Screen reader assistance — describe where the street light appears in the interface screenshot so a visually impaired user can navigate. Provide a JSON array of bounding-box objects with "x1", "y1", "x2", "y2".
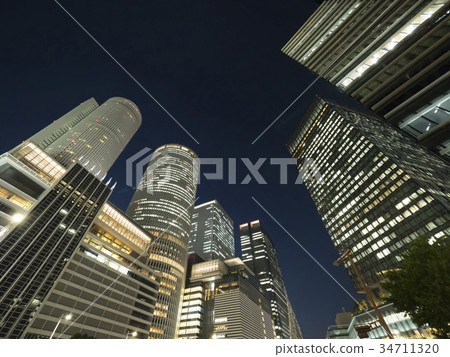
[
  {"x1": 126, "y1": 331, "x2": 137, "y2": 339},
  {"x1": 333, "y1": 248, "x2": 394, "y2": 339},
  {"x1": 12, "y1": 213, "x2": 25, "y2": 223},
  {"x1": 49, "y1": 313, "x2": 72, "y2": 339}
]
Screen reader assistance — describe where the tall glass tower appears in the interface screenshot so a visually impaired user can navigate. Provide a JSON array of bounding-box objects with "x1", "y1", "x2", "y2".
[
  {"x1": 126, "y1": 144, "x2": 199, "y2": 339},
  {"x1": 189, "y1": 200, "x2": 235, "y2": 261},
  {"x1": 28, "y1": 98, "x2": 99, "y2": 148},
  {"x1": 287, "y1": 97, "x2": 450, "y2": 295},
  {"x1": 25, "y1": 97, "x2": 142, "y2": 178},
  {"x1": 0, "y1": 143, "x2": 111, "y2": 338},
  {"x1": 282, "y1": 0, "x2": 450, "y2": 158},
  {"x1": 240, "y1": 220, "x2": 293, "y2": 339},
  {"x1": 0, "y1": 96, "x2": 147, "y2": 339}
]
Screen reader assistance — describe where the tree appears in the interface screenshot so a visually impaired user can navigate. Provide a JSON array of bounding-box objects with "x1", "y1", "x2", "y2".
[
  {"x1": 352, "y1": 299, "x2": 369, "y2": 315},
  {"x1": 382, "y1": 235, "x2": 450, "y2": 338}
]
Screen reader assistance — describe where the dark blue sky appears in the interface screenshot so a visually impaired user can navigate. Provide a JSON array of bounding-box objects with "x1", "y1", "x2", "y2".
[{"x1": 1, "y1": 0, "x2": 369, "y2": 338}]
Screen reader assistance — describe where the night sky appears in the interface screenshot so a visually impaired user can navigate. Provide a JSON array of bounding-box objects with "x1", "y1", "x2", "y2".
[{"x1": 1, "y1": 0, "x2": 370, "y2": 338}]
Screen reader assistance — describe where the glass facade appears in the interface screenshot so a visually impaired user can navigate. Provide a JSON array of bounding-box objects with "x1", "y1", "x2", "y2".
[
  {"x1": 189, "y1": 200, "x2": 235, "y2": 261},
  {"x1": 326, "y1": 304, "x2": 434, "y2": 339},
  {"x1": 287, "y1": 298, "x2": 303, "y2": 339},
  {"x1": 287, "y1": 97, "x2": 450, "y2": 293},
  {"x1": 240, "y1": 220, "x2": 295, "y2": 339},
  {"x1": 178, "y1": 284, "x2": 204, "y2": 339},
  {"x1": 98, "y1": 203, "x2": 152, "y2": 251},
  {"x1": 23, "y1": 204, "x2": 160, "y2": 339},
  {"x1": 0, "y1": 97, "x2": 157, "y2": 339},
  {"x1": 126, "y1": 144, "x2": 199, "y2": 339},
  {"x1": 24, "y1": 97, "x2": 142, "y2": 177},
  {"x1": 349, "y1": 303, "x2": 434, "y2": 339},
  {"x1": 282, "y1": 0, "x2": 450, "y2": 159},
  {"x1": 12, "y1": 142, "x2": 66, "y2": 185},
  {"x1": 0, "y1": 147, "x2": 111, "y2": 338},
  {"x1": 28, "y1": 98, "x2": 99, "y2": 151},
  {"x1": 179, "y1": 257, "x2": 275, "y2": 339}
]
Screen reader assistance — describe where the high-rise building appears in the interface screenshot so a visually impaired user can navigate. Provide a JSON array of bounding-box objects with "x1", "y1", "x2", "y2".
[
  {"x1": 176, "y1": 253, "x2": 205, "y2": 339},
  {"x1": 0, "y1": 96, "x2": 163, "y2": 338},
  {"x1": 28, "y1": 99, "x2": 99, "y2": 149},
  {"x1": 22, "y1": 203, "x2": 160, "y2": 339},
  {"x1": 189, "y1": 200, "x2": 235, "y2": 261},
  {"x1": 287, "y1": 299, "x2": 303, "y2": 339},
  {"x1": 178, "y1": 257, "x2": 275, "y2": 339},
  {"x1": 240, "y1": 220, "x2": 295, "y2": 339},
  {"x1": 178, "y1": 281, "x2": 205, "y2": 339},
  {"x1": 26, "y1": 97, "x2": 142, "y2": 177},
  {"x1": 126, "y1": 144, "x2": 199, "y2": 339},
  {"x1": 282, "y1": 0, "x2": 450, "y2": 158},
  {"x1": 287, "y1": 96, "x2": 450, "y2": 295},
  {"x1": 0, "y1": 142, "x2": 111, "y2": 338}
]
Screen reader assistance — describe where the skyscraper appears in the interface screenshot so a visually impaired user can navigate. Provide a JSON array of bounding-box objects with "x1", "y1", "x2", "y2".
[
  {"x1": 0, "y1": 96, "x2": 159, "y2": 338},
  {"x1": 178, "y1": 257, "x2": 275, "y2": 339},
  {"x1": 126, "y1": 144, "x2": 199, "y2": 339},
  {"x1": 287, "y1": 96, "x2": 450, "y2": 295},
  {"x1": 210, "y1": 259, "x2": 275, "y2": 339},
  {"x1": 189, "y1": 200, "x2": 235, "y2": 261},
  {"x1": 287, "y1": 299, "x2": 303, "y2": 339},
  {"x1": 0, "y1": 142, "x2": 111, "y2": 338},
  {"x1": 26, "y1": 97, "x2": 142, "y2": 177},
  {"x1": 22, "y1": 203, "x2": 160, "y2": 339},
  {"x1": 240, "y1": 220, "x2": 296, "y2": 339},
  {"x1": 282, "y1": 0, "x2": 450, "y2": 158},
  {"x1": 28, "y1": 98, "x2": 99, "y2": 149}
]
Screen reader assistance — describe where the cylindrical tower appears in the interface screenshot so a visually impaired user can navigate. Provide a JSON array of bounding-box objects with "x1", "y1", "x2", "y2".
[
  {"x1": 29, "y1": 97, "x2": 142, "y2": 178},
  {"x1": 126, "y1": 144, "x2": 199, "y2": 339}
]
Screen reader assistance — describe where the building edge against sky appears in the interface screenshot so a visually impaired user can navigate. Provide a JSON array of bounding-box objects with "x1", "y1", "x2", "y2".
[
  {"x1": 0, "y1": 97, "x2": 164, "y2": 339},
  {"x1": 0, "y1": 143, "x2": 111, "y2": 337},
  {"x1": 287, "y1": 96, "x2": 450, "y2": 296},
  {"x1": 0, "y1": 96, "x2": 306, "y2": 339},
  {"x1": 282, "y1": 0, "x2": 450, "y2": 159},
  {"x1": 189, "y1": 200, "x2": 235, "y2": 261},
  {"x1": 178, "y1": 256, "x2": 276, "y2": 339},
  {"x1": 240, "y1": 220, "x2": 302, "y2": 339},
  {"x1": 22, "y1": 202, "x2": 161, "y2": 339},
  {"x1": 126, "y1": 144, "x2": 199, "y2": 339},
  {"x1": 25, "y1": 97, "x2": 142, "y2": 178}
]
